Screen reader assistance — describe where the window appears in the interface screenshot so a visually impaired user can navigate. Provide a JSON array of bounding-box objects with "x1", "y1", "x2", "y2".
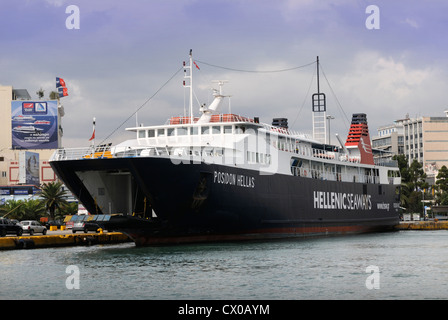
[
  {"x1": 224, "y1": 125, "x2": 232, "y2": 134},
  {"x1": 177, "y1": 127, "x2": 187, "y2": 136},
  {"x1": 148, "y1": 129, "x2": 155, "y2": 138},
  {"x1": 157, "y1": 128, "x2": 165, "y2": 136},
  {"x1": 138, "y1": 130, "x2": 145, "y2": 138},
  {"x1": 235, "y1": 126, "x2": 244, "y2": 134},
  {"x1": 212, "y1": 126, "x2": 221, "y2": 134},
  {"x1": 201, "y1": 126, "x2": 210, "y2": 135},
  {"x1": 190, "y1": 127, "x2": 198, "y2": 135},
  {"x1": 167, "y1": 128, "x2": 175, "y2": 136}
]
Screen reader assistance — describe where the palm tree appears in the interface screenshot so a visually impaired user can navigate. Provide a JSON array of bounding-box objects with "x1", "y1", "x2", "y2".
[
  {"x1": 62, "y1": 202, "x2": 79, "y2": 216},
  {"x1": 39, "y1": 182, "x2": 68, "y2": 220},
  {"x1": 21, "y1": 199, "x2": 46, "y2": 220},
  {"x1": 0, "y1": 199, "x2": 25, "y2": 219}
]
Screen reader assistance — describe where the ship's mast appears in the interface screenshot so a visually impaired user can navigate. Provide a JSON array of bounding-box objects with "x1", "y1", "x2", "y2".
[
  {"x1": 312, "y1": 56, "x2": 327, "y2": 143},
  {"x1": 183, "y1": 49, "x2": 194, "y2": 123}
]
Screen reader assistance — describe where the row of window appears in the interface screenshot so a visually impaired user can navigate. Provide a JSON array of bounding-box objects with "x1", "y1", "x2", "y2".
[
  {"x1": 406, "y1": 142, "x2": 423, "y2": 150},
  {"x1": 138, "y1": 125, "x2": 249, "y2": 138},
  {"x1": 405, "y1": 133, "x2": 423, "y2": 140},
  {"x1": 246, "y1": 151, "x2": 272, "y2": 165},
  {"x1": 409, "y1": 152, "x2": 423, "y2": 159}
]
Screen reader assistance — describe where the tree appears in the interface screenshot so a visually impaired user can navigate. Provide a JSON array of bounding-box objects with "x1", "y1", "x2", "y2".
[
  {"x1": 21, "y1": 199, "x2": 46, "y2": 220},
  {"x1": 436, "y1": 165, "x2": 448, "y2": 193},
  {"x1": 39, "y1": 182, "x2": 68, "y2": 220},
  {"x1": 407, "y1": 159, "x2": 428, "y2": 192},
  {"x1": 405, "y1": 160, "x2": 429, "y2": 215},
  {"x1": 36, "y1": 88, "x2": 45, "y2": 99},
  {"x1": 49, "y1": 91, "x2": 59, "y2": 100},
  {"x1": 62, "y1": 202, "x2": 79, "y2": 216},
  {"x1": 0, "y1": 200, "x2": 25, "y2": 219},
  {"x1": 435, "y1": 165, "x2": 448, "y2": 205},
  {"x1": 393, "y1": 154, "x2": 410, "y2": 182}
]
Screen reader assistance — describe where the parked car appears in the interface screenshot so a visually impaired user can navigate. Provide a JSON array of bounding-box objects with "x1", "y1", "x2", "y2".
[
  {"x1": 44, "y1": 220, "x2": 65, "y2": 229},
  {"x1": 21, "y1": 220, "x2": 47, "y2": 235},
  {"x1": 0, "y1": 218, "x2": 23, "y2": 237},
  {"x1": 72, "y1": 221, "x2": 102, "y2": 233},
  {"x1": 10, "y1": 219, "x2": 21, "y2": 226}
]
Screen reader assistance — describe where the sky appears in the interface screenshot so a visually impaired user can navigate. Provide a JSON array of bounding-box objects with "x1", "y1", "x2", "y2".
[{"x1": 1, "y1": 0, "x2": 448, "y2": 147}]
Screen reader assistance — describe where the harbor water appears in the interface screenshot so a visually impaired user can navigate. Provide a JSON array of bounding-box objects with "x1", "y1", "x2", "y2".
[{"x1": 1, "y1": 230, "x2": 447, "y2": 300}]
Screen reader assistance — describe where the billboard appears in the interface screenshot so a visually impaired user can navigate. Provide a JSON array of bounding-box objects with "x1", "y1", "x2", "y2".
[
  {"x1": 11, "y1": 100, "x2": 58, "y2": 149},
  {"x1": 19, "y1": 151, "x2": 40, "y2": 185}
]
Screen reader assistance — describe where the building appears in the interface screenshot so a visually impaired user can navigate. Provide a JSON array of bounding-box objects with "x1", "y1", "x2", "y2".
[
  {"x1": 373, "y1": 111, "x2": 448, "y2": 182},
  {"x1": 0, "y1": 85, "x2": 62, "y2": 200},
  {"x1": 372, "y1": 122, "x2": 404, "y2": 163},
  {"x1": 399, "y1": 112, "x2": 448, "y2": 178}
]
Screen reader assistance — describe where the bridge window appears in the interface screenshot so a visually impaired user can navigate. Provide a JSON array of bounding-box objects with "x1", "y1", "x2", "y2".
[
  {"x1": 177, "y1": 127, "x2": 187, "y2": 136},
  {"x1": 201, "y1": 126, "x2": 210, "y2": 135},
  {"x1": 190, "y1": 127, "x2": 198, "y2": 135}
]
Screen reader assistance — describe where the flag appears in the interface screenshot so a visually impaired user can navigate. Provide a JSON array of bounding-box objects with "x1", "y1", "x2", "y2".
[
  {"x1": 89, "y1": 117, "x2": 96, "y2": 141},
  {"x1": 56, "y1": 77, "x2": 68, "y2": 98},
  {"x1": 193, "y1": 61, "x2": 200, "y2": 70},
  {"x1": 89, "y1": 129, "x2": 95, "y2": 141},
  {"x1": 58, "y1": 87, "x2": 68, "y2": 97},
  {"x1": 56, "y1": 77, "x2": 66, "y2": 88}
]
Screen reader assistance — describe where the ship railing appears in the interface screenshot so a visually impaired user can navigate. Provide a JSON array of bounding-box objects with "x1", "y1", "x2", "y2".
[
  {"x1": 50, "y1": 146, "x2": 142, "y2": 161},
  {"x1": 374, "y1": 158, "x2": 398, "y2": 167},
  {"x1": 166, "y1": 114, "x2": 255, "y2": 125},
  {"x1": 308, "y1": 148, "x2": 362, "y2": 164},
  {"x1": 50, "y1": 145, "x2": 227, "y2": 161},
  {"x1": 166, "y1": 114, "x2": 313, "y2": 139}
]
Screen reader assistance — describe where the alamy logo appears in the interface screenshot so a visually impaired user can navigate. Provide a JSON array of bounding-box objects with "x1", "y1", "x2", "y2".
[
  {"x1": 65, "y1": 265, "x2": 80, "y2": 289},
  {"x1": 66, "y1": 5, "x2": 80, "y2": 30},
  {"x1": 365, "y1": 5, "x2": 380, "y2": 30},
  {"x1": 365, "y1": 265, "x2": 380, "y2": 290}
]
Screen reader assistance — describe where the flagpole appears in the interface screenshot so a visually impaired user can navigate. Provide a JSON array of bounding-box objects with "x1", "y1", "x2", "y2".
[{"x1": 189, "y1": 49, "x2": 193, "y2": 124}]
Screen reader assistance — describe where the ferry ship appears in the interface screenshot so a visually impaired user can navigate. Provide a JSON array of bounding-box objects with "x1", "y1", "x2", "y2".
[
  {"x1": 50, "y1": 52, "x2": 401, "y2": 245},
  {"x1": 12, "y1": 125, "x2": 43, "y2": 133}
]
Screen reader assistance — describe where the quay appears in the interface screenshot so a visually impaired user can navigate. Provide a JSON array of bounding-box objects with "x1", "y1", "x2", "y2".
[
  {"x1": 1, "y1": 221, "x2": 446, "y2": 251},
  {"x1": 395, "y1": 220, "x2": 448, "y2": 231},
  {"x1": 0, "y1": 231, "x2": 131, "y2": 250}
]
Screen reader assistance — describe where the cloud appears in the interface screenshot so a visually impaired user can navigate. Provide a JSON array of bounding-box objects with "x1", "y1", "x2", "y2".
[
  {"x1": 403, "y1": 18, "x2": 419, "y2": 29},
  {"x1": 44, "y1": 0, "x2": 66, "y2": 7},
  {"x1": 326, "y1": 50, "x2": 447, "y2": 137},
  {"x1": 2, "y1": 0, "x2": 448, "y2": 148}
]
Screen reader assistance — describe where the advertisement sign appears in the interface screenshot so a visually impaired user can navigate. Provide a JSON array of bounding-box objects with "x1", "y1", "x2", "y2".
[
  {"x1": 19, "y1": 151, "x2": 40, "y2": 185},
  {"x1": 11, "y1": 100, "x2": 58, "y2": 149}
]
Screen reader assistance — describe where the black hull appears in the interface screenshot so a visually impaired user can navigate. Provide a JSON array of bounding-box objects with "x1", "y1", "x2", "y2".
[{"x1": 51, "y1": 157, "x2": 400, "y2": 246}]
